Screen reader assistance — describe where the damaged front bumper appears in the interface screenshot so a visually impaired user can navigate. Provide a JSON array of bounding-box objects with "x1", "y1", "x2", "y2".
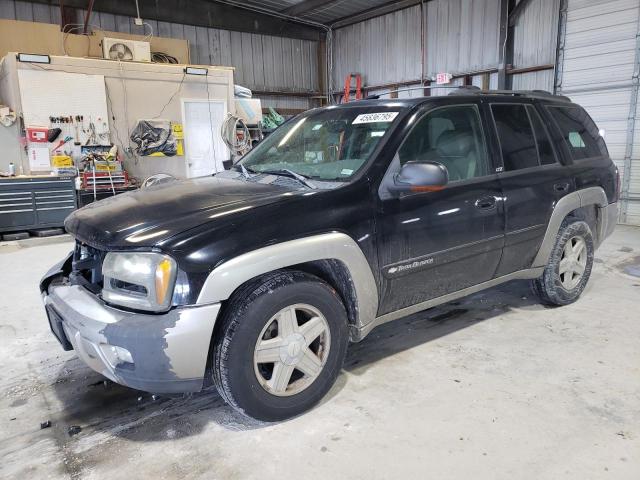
[{"x1": 42, "y1": 259, "x2": 220, "y2": 393}]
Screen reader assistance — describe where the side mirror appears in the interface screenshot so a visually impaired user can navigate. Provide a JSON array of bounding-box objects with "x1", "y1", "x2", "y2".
[{"x1": 388, "y1": 161, "x2": 449, "y2": 195}]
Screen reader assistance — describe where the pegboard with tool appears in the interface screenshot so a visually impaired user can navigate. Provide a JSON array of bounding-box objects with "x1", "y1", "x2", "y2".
[
  {"x1": 24, "y1": 113, "x2": 111, "y2": 174},
  {"x1": 17, "y1": 69, "x2": 112, "y2": 174}
]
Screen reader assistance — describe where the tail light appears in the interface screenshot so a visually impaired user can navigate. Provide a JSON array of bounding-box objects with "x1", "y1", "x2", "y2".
[{"x1": 614, "y1": 166, "x2": 621, "y2": 202}]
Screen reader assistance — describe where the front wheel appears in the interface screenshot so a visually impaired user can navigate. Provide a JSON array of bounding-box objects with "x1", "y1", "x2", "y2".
[
  {"x1": 532, "y1": 219, "x2": 594, "y2": 306},
  {"x1": 212, "y1": 271, "x2": 349, "y2": 421}
]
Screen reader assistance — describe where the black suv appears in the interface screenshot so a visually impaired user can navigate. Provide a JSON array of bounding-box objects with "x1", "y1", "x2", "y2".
[{"x1": 41, "y1": 90, "x2": 618, "y2": 421}]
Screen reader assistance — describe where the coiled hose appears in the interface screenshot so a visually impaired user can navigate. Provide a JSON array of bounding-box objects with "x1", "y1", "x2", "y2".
[{"x1": 221, "y1": 113, "x2": 252, "y2": 157}]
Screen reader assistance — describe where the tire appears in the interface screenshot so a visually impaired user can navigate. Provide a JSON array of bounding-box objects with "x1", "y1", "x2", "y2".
[
  {"x1": 532, "y1": 219, "x2": 594, "y2": 306},
  {"x1": 212, "y1": 270, "x2": 349, "y2": 421}
]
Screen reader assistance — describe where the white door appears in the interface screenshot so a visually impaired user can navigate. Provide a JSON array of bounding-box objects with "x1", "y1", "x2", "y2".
[{"x1": 182, "y1": 99, "x2": 229, "y2": 178}]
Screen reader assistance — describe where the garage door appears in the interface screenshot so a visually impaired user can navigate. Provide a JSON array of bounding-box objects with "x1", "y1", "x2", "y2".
[{"x1": 556, "y1": 0, "x2": 640, "y2": 225}]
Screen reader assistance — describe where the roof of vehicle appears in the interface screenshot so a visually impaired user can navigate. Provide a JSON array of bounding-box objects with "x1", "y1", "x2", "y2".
[
  {"x1": 329, "y1": 87, "x2": 573, "y2": 110},
  {"x1": 446, "y1": 87, "x2": 572, "y2": 103}
]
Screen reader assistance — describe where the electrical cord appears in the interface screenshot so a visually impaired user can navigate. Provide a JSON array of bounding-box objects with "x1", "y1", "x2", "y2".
[
  {"x1": 117, "y1": 61, "x2": 130, "y2": 140},
  {"x1": 131, "y1": 0, "x2": 153, "y2": 40},
  {"x1": 205, "y1": 75, "x2": 218, "y2": 173},
  {"x1": 62, "y1": 26, "x2": 91, "y2": 57},
  {"x1": 61, "y1": 23, "x2": 105, "y2": 57},
  {"x1": 153, "y1": 71, "x2": 186, "y2": 118},
  {"x1": 104, "y1": 81, "x2": 131, "y2": 162},
  {"x1": 151, "y1": 52, "x2": 178, "y2": 64},
  {"x1": 140, "y1": 22, "x2": 154, "y2": 41}
]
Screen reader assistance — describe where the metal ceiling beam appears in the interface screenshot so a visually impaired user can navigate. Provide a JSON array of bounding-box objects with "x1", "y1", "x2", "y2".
[
  {"x1": 280, "y1": 0, "x2": 340, "y2": 17},
  {"x1": 82, "y1": 0, "x2": 94, "y2": 34},
  {"x1": 25, "y1": 0, "x2": 323, "y2": 40},
  {"x1": 508, "y1": 0, "x2": 534, "y2": 26},
  {"x1": 330, "y1": 0, "x2": 422, "y2": 29}
]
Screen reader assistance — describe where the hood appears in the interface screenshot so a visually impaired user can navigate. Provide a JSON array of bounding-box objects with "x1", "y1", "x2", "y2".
[{"x1": 65, "y1": 176, "x2": 295, "y2": 249}]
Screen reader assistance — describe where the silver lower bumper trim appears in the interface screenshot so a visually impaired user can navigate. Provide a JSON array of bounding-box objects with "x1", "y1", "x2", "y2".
[{"x1": 45, "y1": 284, "x2": 221, "y2": 393}]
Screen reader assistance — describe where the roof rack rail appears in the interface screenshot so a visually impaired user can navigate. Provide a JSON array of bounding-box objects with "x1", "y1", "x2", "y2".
[
  {"x1": 455, "y1": 85, "x2": 481, "y2": 92},
  {"x1": 367, "y1": 84, "x2": 468, "y2": 99},
  {"x1": 448, "y1": 86, "x2": 571, "y2": 102}
]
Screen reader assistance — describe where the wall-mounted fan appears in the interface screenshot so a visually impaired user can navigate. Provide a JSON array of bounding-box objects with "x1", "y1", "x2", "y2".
[
  {"x1": 108, "y1": 42, "x2": 134, "y2": 61},
  {"x1": 102, "y1": 38, "x2": 151, "y2": 62}
]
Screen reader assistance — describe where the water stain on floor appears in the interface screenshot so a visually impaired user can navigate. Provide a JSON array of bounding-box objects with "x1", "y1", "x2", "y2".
[{"x1": 618, "y1": 254, "x2": 640, "y2": 278}]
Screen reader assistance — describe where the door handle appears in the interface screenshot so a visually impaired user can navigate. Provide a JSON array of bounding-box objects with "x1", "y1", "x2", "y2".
[
  {"x1": 475, "y1": 195, "x2": 497, "y2": 210},
  {"x1": 554, "y1": 182, "x2": 570, "y2": 193}
]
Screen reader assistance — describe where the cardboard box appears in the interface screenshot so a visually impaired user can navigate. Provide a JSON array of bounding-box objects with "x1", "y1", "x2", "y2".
[{"x1": 234, "y1": 98, "x2": 263, "y2": 125}]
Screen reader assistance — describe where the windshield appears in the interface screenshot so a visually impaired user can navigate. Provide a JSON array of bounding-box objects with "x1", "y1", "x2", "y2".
[{"x1": 239, "y1": 107, "x2": 401, "y2": 181}]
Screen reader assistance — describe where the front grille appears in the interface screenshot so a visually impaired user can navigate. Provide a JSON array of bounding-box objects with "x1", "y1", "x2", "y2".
[{"x1": 70, "y1": 241, "x2": 105, "y2": 294}]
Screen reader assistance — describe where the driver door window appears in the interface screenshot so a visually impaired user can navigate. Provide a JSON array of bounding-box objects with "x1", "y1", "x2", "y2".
[{"x1": 398, "y1": 105, "x2": 489, "y2": 182}]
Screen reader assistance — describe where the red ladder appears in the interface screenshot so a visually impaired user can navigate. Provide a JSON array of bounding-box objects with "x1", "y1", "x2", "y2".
[{"x1": 342, "y1": 73, "x2": 362, "y2": 103}]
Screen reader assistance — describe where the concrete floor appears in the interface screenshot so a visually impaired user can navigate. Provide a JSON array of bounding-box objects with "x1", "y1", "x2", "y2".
[{"x1": 0, "y1": 227, "x2": 639, "y2": 480}]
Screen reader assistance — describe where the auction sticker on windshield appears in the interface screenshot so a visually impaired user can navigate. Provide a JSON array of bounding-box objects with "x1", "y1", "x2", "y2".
[{"x1": 352, "y1": 112, "x2": 399, "y2": 124}]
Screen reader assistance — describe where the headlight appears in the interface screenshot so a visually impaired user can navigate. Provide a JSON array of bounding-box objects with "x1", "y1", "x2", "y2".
[{"x1": 102, "y1": 252, "x2": 177, "y2": 312}]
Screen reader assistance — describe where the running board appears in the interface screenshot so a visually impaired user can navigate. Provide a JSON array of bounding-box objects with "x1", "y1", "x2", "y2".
[{"x1": 353, "y1": 267, "x2": 544, "y2": 341}]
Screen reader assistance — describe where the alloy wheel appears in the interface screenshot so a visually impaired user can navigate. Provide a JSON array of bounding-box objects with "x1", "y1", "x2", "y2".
[
  {"x1": 253, "y1": 304, "x2": 331, "y2": 397},
  {"x1": 559, "y1": 235, "x2": 587, "y2": 290}
]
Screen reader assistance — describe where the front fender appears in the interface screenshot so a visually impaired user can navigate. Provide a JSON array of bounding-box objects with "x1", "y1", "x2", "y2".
[{"x1": 196, "y1": 232, "x2": 379, "y2": 330}]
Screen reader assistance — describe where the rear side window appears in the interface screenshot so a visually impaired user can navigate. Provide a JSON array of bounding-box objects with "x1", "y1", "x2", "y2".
[
  {"x1": 527, "y1": 106, "x2": 557, "y2": 165},
  {"x1": 491, "y1": 104, "x2": 539, "y2": 170},
  {"x1": 546, "y1": 105, "x2": 607, "y2": 160}
]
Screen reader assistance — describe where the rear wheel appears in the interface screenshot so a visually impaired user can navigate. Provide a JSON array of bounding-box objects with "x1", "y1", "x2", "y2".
[
  {"x1": 532, "y1": 219, "x2": 594, "y2": 306},
  {"x1": 212, "y1": 271, "x2": 348, "y2": 421}
]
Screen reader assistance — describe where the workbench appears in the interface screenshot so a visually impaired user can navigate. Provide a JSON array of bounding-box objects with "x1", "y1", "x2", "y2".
[{"x1": 0, "y1": 176, "x2": 76, "y2": 233}]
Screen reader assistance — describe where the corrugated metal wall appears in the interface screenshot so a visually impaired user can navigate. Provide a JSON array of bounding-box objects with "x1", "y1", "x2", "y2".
[
  {"x1": 331, "y1": 6, "x2": 423, "y2": 89},
  {"x1": 556, "y1": 0, "x2": 640, "y2": 224},
  {"x1": 511, "y1": 0, "x2": 560, "y2": 90},
  {"x1": 332, "y1": 0, "x2": 559, "y2": 98},
  {"x1": 331, "y1": 1, "x2": 500, "y2": 93},
  {"x1": 0, "y1": 0, "x2": 320, "y2": 109},
  {"x1": 424, "y1": 0, "x2": 501, "y2": 75}
]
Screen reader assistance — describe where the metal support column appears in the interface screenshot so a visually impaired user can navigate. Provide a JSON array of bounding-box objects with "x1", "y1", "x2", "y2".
[
  {"x1": 497, "y1": 0, "x2": 510, "y2": 90},
  {"x1": 553, "y1": 0, "x2": 568, "y2": 94},
  {"x1": 621, "y1": 7, "x2": 640, "y2": 223}
]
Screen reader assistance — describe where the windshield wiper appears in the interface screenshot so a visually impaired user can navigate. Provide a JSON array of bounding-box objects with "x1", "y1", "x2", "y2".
[
  {"x1": 261, "y1": 169, "x2": 317, "y2": 189},
  {"x1": 233, "y1": 163, "x2": 256, "y2": 178}
]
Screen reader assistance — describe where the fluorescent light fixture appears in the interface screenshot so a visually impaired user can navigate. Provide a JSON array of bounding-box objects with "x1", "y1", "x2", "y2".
[
  {"x1": 17, "y1": 53, "x2": 50, "y2": 64},
  {"x1": 185, "y1": 67, "x2": 208, "y2": 76}
]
